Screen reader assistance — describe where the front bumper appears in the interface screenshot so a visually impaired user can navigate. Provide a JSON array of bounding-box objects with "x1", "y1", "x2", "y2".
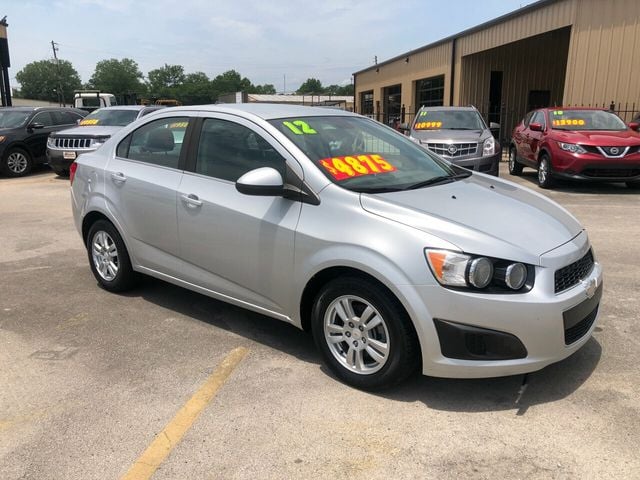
[
  {"x1": 47, "y1": 147, "x2": 97, "y2": 171},
  {"x1": 448, "y1": 151, "x2": 501, "y2": 176},
  {"x1": 399, "y1": 233, "x2": 603, "y2": 378},
  {"x1": 551, "y1": 151, "x2": 640, "y2": 182}
]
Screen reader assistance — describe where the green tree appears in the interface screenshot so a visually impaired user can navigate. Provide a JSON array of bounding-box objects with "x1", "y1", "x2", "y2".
[
  {"x1": 211, "y1": 70, "x2": 253, "y2": 99},
  {"x1": 297, "y1": 78, "x2": 323, "y2": 94},
  {"x1": 176, "y1": 72, "x2": 213, "y2": 105},
  {"x1": 88, "y1": 58, "x2": 145, "y2": 96},
  {"x1": 323, "y1": 84, "x2": 354, "y2": 96},
  {"x1": 249, "y1": 84, "x2": 276, "y2": 94},
  {"x1": 147, "y1": 64, "x2": 186, "y2": 98},
  {"x1": 15, "y1": 59, "x2": 82, "y2": 103}
]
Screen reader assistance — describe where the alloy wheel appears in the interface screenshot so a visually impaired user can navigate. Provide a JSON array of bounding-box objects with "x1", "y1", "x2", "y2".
[
  {"x1": 7, "y1": 151, "x2": 28, "y2": 174},
  {"x1": 91, "y1": 231, "x2": 119, "y2": 281},
  {"x1": 323, "y1": 295, "x2": 390, "y2": 374}
]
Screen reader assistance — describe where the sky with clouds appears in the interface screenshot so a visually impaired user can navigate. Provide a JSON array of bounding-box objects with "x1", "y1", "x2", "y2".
[{"x1": 3, "y1": 0, "x2": 535, "y2": 92}]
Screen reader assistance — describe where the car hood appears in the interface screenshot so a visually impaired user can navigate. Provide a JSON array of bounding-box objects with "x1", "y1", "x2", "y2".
[
  {"x1": 360, "y1": 174, "x2": 583, "y2": 265},
  {"x1": 411, "y1": 129, "x2": 486, "y2": 142},
  {"x1": 552, "y1": 129, "x2": 640, "y2": 146},
  {"x1": 50, "y1": 125, "x2": 123, "y2": 137}
]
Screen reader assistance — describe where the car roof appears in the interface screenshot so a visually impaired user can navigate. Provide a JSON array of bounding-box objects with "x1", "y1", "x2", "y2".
[
  {"x1": 161, "y1": 103, "x2": 358, "y2": 120},
  {"x1": 417, "y1": 106, "x2": 478, "y2": 112},
  {"x1": 0, "y1": 106, "x2": 86, "y2": 113},
  {"x1": 97, "y1": 105, "x2": 153, "y2": 111},
  {"x1": 539, "y1": 107, "x2": 608, "y2": 111}
]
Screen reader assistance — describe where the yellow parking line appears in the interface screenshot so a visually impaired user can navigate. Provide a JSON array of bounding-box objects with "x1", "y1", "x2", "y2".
[{"x1": 120, "y1": 346, "x2": 249, "y2": 480}]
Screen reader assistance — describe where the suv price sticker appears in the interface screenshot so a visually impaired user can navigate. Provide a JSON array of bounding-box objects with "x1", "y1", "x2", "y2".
[
  {"x1": 79, "y1": 119, "x2": 99, "y2": 126},
  {"x1": 414, "y1": 121, "x2": 443, "y2": 130},
  {"x1": 319, "y1": 154, "x2": 396, "y2": 181}
]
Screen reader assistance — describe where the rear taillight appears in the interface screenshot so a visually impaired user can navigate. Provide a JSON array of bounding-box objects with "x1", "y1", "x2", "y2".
[{"x1": 69, "y1": 162, "x2": 78, "y2": 185}]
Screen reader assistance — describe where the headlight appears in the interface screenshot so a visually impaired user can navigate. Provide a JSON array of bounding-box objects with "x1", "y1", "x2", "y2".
[
  {"x1": 47, "y1": 136, "x2": 55, "y2": 147},
  {"x1": 425, "y1": 249, "x2": 532, "y2": 292},
  {"x1": 89, "y1": 136, "x2": 111, "y2": 148},
  {"x1": 482, "y1": 136, "x2": 495, "y2": 156},
  {"x1": 558, "y1": 142, "x2": 586, "y2": 154},
  {"x1": 0, "y1": 135, "x2": 6, "y2": 143}
]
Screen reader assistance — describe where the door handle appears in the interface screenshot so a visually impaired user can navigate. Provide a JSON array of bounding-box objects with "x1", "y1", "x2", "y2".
[
  {"x1": 110, "y1": 172, "x2": 127, "y2": 183},
  {"x1": 181, "y1": 193, "x2": 203, "y2": 208}
]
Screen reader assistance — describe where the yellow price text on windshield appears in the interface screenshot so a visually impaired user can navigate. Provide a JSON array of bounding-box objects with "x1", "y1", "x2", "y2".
[
  {"x1": 283, "y1": 120, "x2": 317, "y2": 135},
  {"x1": 79, "y1": 119, "x2": 99, "y2": 126},
  {"x1": 319, "y1": 154, "x2": 396, "y2": 181},
  {"x1": 414, "y1": 121, "x2": 442, "y2": 130},
  {"x1": 552, "y1": 119, "x2": 585, "y2": 126},
  {"x1": 169, "y1": 122, "x2": 188, "y2": 128}
]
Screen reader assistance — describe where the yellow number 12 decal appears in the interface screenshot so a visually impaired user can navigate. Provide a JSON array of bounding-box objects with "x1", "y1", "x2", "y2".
[{"x1": 283, "y1": 120, "x2": 317, "y2": 135}]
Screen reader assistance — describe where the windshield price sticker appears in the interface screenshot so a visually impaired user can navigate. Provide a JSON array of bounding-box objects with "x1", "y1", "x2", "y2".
[
  {"x1": 552, "y1": 119, "x2": 586, "y2": 126},
  {"x1": 283, "y1": 120, "x2": 317, "y2": 135},
  {"x1": 319, "y1": 154, "x2": 396, "y2": 181},
  {"x1": 169, "y1": 121, "x2": 188, "y2": 128},
  {"x1": 79, "y1": 119, "x2": 99, "y2": 126},
  {"x1": 552, "y1": 110, "x2": 564, "y2": 116},
  {"x1": 415, "y1": 121, "x2": 442, "y2": 130}
]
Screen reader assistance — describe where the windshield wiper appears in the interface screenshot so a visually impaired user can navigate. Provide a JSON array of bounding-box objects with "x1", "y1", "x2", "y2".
[
  {"x1": 447, "y1": 127, "x2": 478, "y2": 130},
  {"x1": 403, "y1": 172, "x2": 472, "y2": 190},
  {"x1": 352, "y1": 186, "x2": 404, "y2": 193}
]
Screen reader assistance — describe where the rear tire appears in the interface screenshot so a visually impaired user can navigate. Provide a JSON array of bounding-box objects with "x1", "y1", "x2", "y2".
[
  {"x1": 537, "y1": 154, "x2": 555, "y2": 189},
  {"x1": 311, "y1": 277, "x2": 420, "y2": 390},
  {"x1": 51, "y1": 167, "x2": 69, "y2": 177},
  {"x1": 86, "y1": 220, "x2": 138, "y2": 292},
  {"x1": 508, "y1": 146, "x2": 523, "y2": 176},
  {"x1": 1, "y1": 147, "x2": 33, "y2": 177},
  {"x1": 626, "y1": 181, "x2": 640, "y2": 190}
]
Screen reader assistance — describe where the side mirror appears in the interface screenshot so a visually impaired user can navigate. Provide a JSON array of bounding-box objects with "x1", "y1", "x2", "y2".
[
  {"x1": 628, "y1": 122, "x2": 639, "y2": 132},
  {"x1": 28, "y1": 122, "x2": 45, "y2": 130},
  {"x1": 529, "y1": 122, "x2": 543, "y2": 132},
  {"x1": 236, "y1": 167, "x2": 284, "y2": 196},
  {"x1": 489, "y1": 122, "x2": 500, "y2": 130}
]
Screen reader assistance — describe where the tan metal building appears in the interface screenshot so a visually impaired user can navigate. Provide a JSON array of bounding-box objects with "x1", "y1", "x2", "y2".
[{"x1": 354, "y1": 0, "x2": 640, "y2": 141}]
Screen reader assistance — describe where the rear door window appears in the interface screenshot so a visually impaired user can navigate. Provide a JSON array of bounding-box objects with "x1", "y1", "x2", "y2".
[{"x1": 116, "y1": 117, "x2": 190, "y2": 170}]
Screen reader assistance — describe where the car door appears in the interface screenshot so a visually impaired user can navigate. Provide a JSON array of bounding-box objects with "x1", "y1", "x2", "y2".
[
  {"x1": 104, "y1": 115, "x2": 192, "y2": 276},
  {"x1": 527, "y1": 110, "x2": 546, "y2": 163},
  {"x1": 512, "y1": 111, "x2": 533, "y2": 162},
  {"x1": 176, "y1": 114, "x2": 302, "y2": 315},
  {"x1": 24, "y1": 111, "x2": 57, "y2": 159}
]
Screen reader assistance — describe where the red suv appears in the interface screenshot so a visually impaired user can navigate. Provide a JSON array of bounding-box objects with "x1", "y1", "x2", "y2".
[{"x1": 509, "y1": 107, "x2": 640, "y2": 189}]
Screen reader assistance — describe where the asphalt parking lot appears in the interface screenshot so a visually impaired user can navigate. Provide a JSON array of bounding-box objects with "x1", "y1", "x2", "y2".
[{"x1": 1, "y1": 163, "x2": 639, "y2": 480}]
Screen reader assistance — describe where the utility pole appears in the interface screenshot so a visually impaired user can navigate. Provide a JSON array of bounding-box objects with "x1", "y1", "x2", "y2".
[{"x1": 51, "y1": 40, "x2": 65, "y2": 106}]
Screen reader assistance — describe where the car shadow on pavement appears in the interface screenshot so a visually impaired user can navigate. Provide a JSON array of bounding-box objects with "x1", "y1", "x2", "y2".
[
  {"x1": 516, "y1": 171, "x2": 638, "y2": 194},
  {"x1": 128, "y1": 276, "x2": 602, "y2": 413},
  {"x1": 381, "y1": 336, "x2": 602, "y2": 414}
]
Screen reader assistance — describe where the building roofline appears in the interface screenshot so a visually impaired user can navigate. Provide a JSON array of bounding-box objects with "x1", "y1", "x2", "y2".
[{"x1": 353, "y1": 0, "x2": 561, "y2": 75}]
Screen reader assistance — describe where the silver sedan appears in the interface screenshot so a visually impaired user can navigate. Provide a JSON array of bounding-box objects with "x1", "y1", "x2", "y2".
[{"x1": 70, "y1": 104, "x2": 602, "y2": 390}]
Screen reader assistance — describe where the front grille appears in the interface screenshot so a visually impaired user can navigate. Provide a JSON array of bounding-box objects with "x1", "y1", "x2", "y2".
[
  {"x1": 582, "y1": 168, "x2": 640, "y2": 178},
  {"x1": 426, "y1": 142, "x2": 478, "y2": 158},
  {"x1": 599, "y1": 146, "x2": 628, "y2": 157},
  {"x1": 554, "y1": 250, "x2": 595, "y2": 293},
  {"x1": 51, "y1": 137, "x2": 92, "y2": 149},
  {"x1": 565, "y1": 304, "x2": 598, "y2": 345}
]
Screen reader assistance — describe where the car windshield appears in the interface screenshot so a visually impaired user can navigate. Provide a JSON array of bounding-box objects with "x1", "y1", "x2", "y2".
[
  {"x1": 80, "y1": 109, "x2": 138, "y2": 127},
  {"x1": 549, "y1": 109, "x2": 627, "y2": 131},
  {"x1": 0, "y1": 111, "x2": 30, "y2": 128},
  {"x1": 269, "y1": 115, "x2": 467, "y2": 193},
  {"x1": 412, "y1": 110, "x2": 485, "y2": 131}
]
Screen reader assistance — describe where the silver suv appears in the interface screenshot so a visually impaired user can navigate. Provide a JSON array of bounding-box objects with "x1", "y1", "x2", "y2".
[
  {"x1": 409, "y1": 106, "x2": 500, "y2": 176},
  {"x1": 70, "y1": 104, "x2": 602, "y2": 390}
]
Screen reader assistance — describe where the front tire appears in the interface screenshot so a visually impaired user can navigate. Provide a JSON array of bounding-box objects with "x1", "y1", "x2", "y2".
[
  {"x1": 1, "y1": 147, "x2": 33, "y2": 177},
  {"x1": 508, "y1": 146, "x2": 523, "y2": 175},
  {"x1": 311, "y1": 277, "x2": 419, "y2": 390},
  {"x1": 86, "y1": 220, "x2": 138, "y2": 292},
  {"x1": 537, "y1": 154, "x2": 555, "y2": 189}
]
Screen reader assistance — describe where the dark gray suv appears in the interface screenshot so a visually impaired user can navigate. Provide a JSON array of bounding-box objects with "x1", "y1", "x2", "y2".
[{"x1": 409, "y1": 106, "x2": 500, "y2": 176}]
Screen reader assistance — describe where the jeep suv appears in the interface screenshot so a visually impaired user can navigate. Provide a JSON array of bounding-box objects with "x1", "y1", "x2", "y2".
[
  {"x1": 47, "y1": 105, "x2": 164, "y2": 175},
  {"x1": 409, "y1": 106, "x2": 500, "y2": 176}
]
